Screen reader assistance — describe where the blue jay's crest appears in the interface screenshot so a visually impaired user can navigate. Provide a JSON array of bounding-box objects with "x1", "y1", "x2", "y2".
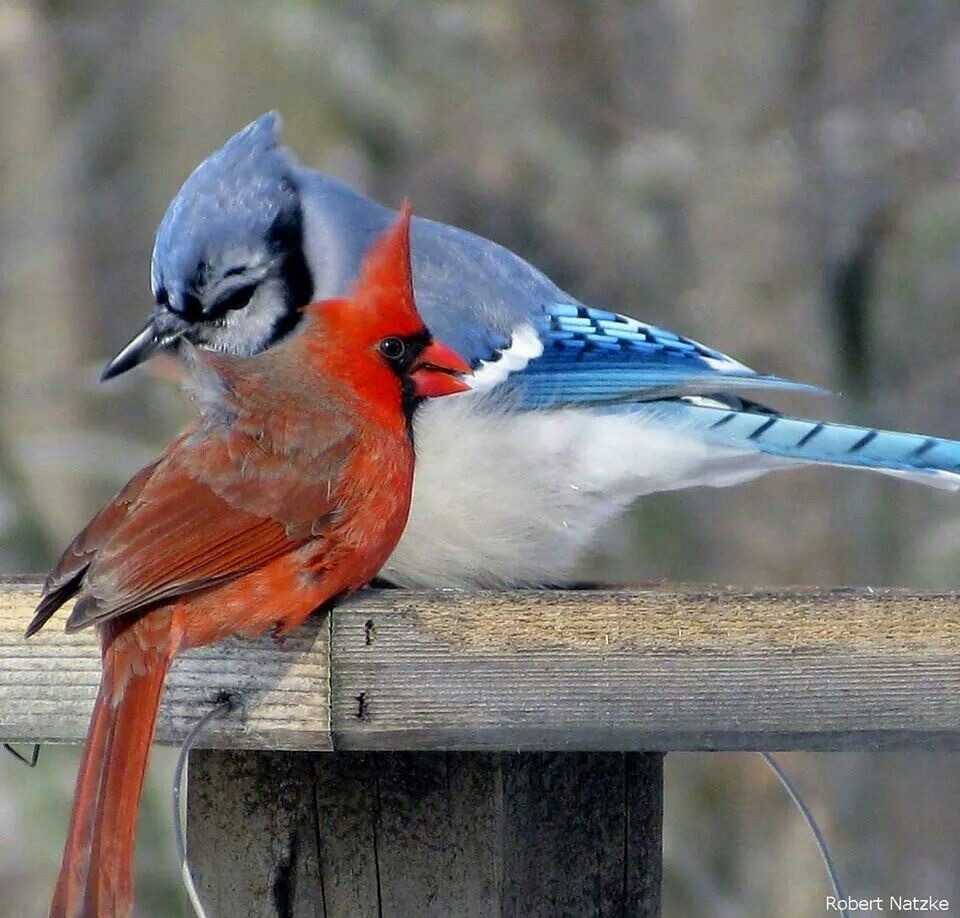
[{"x1": 151, "y1": 112, "x2": 302, "y2": 302}]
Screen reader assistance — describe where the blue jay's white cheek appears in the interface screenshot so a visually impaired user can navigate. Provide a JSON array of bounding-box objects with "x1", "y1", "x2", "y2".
[
  {"x1": 468, "y1": 323, "x2": 543, "y2": 392},
  {"x1": 215, "y1": 279, "x2": 290, "y2": 356}
]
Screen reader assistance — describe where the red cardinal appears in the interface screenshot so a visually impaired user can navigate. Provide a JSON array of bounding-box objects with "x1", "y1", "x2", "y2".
[{"x1": 26, "y1": 205, "x2": 470, "y2": 918}]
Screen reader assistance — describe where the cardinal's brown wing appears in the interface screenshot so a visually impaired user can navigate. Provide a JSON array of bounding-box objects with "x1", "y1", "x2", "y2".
[{"x1": 28, "y1": 402, "x2": 357, "y2": 635}]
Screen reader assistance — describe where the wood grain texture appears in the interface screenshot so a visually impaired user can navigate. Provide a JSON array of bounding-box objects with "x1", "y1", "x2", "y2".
[
  {"x1": 330, "y1": 588, "x2": 960, "y2": 751},
  {"x1": 188, "y1": 750, "x2": 663, "y2": 917},
  {"x1": 3, "y1": 579, "x2": 960, "y2": 750},
  {"x1": 0, "y1": 580, "x2": 331, "y2": 750},
  {"x1": 188, "y1": 750, "x2": 325, "y2": 917}
]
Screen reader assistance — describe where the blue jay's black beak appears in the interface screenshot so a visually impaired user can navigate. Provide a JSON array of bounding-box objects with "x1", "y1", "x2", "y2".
[{"x1": 100, "y1": 317, "x2": 184, "y2": 381}]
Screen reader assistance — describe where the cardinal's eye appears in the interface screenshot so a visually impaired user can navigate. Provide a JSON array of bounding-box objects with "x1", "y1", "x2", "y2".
[{"x1": 378, "y1": 337, "x2": 407, "y2": 361}]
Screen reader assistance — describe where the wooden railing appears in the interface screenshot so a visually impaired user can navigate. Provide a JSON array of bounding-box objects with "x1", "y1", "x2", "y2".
[{"x1": 2, "y1": 580, "x2": 958, "y2": 915}]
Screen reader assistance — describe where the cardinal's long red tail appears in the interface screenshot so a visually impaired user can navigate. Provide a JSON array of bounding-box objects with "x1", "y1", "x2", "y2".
[{"x1": 50, "y1": 627, "x2": 173, "y2": 918}]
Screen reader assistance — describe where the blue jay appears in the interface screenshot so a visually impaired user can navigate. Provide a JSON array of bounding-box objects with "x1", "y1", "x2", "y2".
[{"x1": 103, "y1": 113, "x2": 960, "y2": 588}]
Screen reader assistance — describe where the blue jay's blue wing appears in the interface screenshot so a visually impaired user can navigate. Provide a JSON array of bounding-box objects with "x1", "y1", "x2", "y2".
[
  {"x1": 614, "y1": 397, "x2": 960, "y2": 488},
  {"x1": 479, "y1": 303, "x2": 825, "y2": 408},
  {"x1": 292, "y1": 178, "x2": 823, "y2": 407}
]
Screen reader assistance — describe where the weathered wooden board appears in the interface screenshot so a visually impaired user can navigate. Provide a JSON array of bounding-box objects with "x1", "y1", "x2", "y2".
[
  {"x1": 0, "y1": 580, "x2": 331, "y2": 750},
  {"x1": 188, "y1": 750, "x2": 325, "y2": 916},
  {"x1": 331, "y1": 588, "x2": 960, "y2": 751},
  {"x1": 3, "y1": 580, "x2": 960, "y2": 751},
  {"x1": 188, "y1": 749, "x2": 663, "y2": 918}
]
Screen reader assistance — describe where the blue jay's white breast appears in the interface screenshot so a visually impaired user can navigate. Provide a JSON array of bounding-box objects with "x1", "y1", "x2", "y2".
[{"x1": 382, "y1": 392, "x2": 790, "y2": 588}]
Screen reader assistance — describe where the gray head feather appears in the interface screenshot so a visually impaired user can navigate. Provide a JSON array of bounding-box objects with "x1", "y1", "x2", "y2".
[
  {"x1": 151, "y1": 112, "x2": 300, "y2": 302},
  {"x1": 147, "y1": 112, "x2": 314, "y2": 356}
]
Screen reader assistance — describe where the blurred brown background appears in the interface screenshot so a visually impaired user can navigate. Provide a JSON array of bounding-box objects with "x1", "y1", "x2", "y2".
[{"x1": 1, "y1": 1, "x2": 959, "y2": 915}]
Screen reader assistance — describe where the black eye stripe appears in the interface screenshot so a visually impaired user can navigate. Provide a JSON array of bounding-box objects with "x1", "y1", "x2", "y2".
[
  {"x1": 377, "y1": 332, "x2": 431, "y2": 374},
  {"x1": 207, "y1": 283, "x2": 258, "y2": 317}
]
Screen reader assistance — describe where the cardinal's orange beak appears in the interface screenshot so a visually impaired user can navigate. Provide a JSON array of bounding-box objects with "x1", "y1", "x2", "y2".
[{"x1": 410, "y1": 339, "x2": 472, "y2": 398}]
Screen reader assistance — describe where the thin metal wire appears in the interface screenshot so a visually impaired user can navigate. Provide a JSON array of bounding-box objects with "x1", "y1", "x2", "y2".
[
  {"x1": 166, "y1": 699, "x2": 846, "y2": 918},
  {"x1": 172, "y1": 692, "x2": 237, "y2": 918},
  {"x1": 2, "y1": 743, "x2": 40, "y2": 767},
  {"x1": 758, "y1": 752, "x2": 848, "y2": 918}
]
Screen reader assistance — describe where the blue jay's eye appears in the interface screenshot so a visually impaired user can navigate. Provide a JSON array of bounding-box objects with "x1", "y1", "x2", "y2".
[
  {"x1": 210, "y1": 283, "x2": 257, "y2": 317},
  {"x1": 378, "y1": 337, "x2": 407, "y2": 361}
]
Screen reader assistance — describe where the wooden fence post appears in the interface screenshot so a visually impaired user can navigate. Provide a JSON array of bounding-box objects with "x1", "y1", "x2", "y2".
[{"x1": 187, "y1": 750, "x2": 664, "y2": 917}]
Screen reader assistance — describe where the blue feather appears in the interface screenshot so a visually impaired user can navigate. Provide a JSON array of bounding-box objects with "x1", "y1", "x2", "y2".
[
  {"x1": 617, "y1": 399, "x2": 960, "y2": 485},
  {"x1": 496, "y1": 303, "x2": 826, "y2": 408}
]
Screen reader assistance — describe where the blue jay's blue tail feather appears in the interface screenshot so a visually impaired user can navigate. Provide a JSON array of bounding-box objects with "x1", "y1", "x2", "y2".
[{"x1": 639, "y1": 399, "x2": 960, "y2": 490}]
